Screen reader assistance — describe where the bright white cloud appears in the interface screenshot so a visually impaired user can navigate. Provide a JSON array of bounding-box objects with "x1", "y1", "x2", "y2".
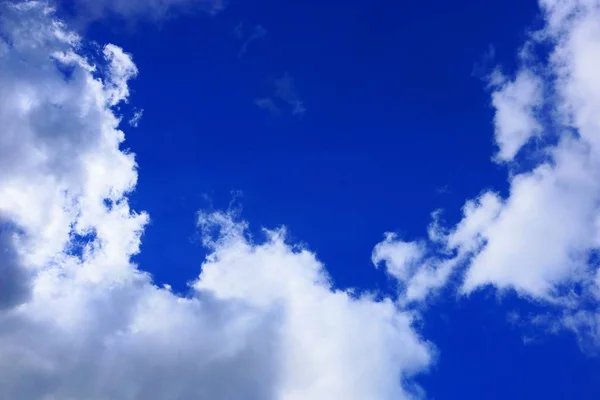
[
  {"x1": 372, "y1": 228, "x2": 462, "y2": 304},
  {"x1": 0, "y1": 3, "x2": 433, "y2": 399},
  {"x1": 490, "y1": 70, "x2": 543, "y2": 162},
  {"x1": 372, "y1": 234, "x2": 427, "y2": 283},
  {"x1": 196, "y1": 212, "x2": 433, "y2": 400},
  {"x1": 0, "y1": 0, "x2": 146, "y2": 286},
  {"x1": 459, "y1": 0, "x2": 600, "y2": 301},
  {"x1": 373, "y1": 0, "x2": 600, "y2": 346},
  {"x1": 461, "y1": 143, "x2": 600, "y2": 298}
]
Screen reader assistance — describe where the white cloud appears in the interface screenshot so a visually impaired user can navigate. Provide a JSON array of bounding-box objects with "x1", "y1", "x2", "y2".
[
  {"x1": 0, "y1": 3, "x2": 433, "y2": 399},
  {"x1": 0, "y1": 0, "x2": 145, "y2": 284},
  {"x1": 129, "y1": 108, "x2": 144, "y2": 127},
  {"x1": 372, "y1": 0, "x2": 600, "y2": 347},
  {"x1": 458, "y1": 0, "x2": 600, "y2": 301},
  {"x1": 461, "y1": 142, "x2": 600, "y2": 298},
  {"x1": 490, "y1": 70, "x2": 543, "y2": 162},
  {"x1": 373, "y1": 234, "x2": 427, "y2": 283},
  {"x1": 372, "y1": 216, "x2": 464, "y2": 304},
  {"x1": 195, "y1": 212, "x2": 433, "y2": 400}
]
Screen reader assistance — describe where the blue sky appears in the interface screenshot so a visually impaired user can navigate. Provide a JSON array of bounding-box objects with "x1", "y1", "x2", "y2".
[
  {"x1": 1, "y1": 0, "x2": 600, "y2": 398},
  {"x1": 111, "y1": 0, "x2": 529, "y2": 289}
]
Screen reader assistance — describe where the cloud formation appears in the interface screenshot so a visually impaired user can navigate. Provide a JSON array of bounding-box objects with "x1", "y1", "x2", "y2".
[
  {"x1": 375, "y1": 0, "x2": 600, "y2": 346},
  {"x1": 0, "y1": 3, "x2": 433, "y2": 399},
  {"x1": 490, "y1": 70, "x2": 543, "y2": 162}
]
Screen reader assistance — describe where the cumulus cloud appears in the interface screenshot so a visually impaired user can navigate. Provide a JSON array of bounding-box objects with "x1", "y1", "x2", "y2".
[
  {"x1": 195, "y1": 212, "x2": 433, "y2": 399},
  {"x1": 0, "y1": 3, "x2": 433, "y2": 399},
  {"x1": 490, "y1": 70, "x2": 543, "y2": 162},
  {"x1": 460, "y1": 0, "x2": 600, "y2": 301},
  {"x1": 374, "y1": 0, "x2": 600, "y2": 346},
  {"x1": 372, "y1": 225, "x2": 463, "y2": 305}
]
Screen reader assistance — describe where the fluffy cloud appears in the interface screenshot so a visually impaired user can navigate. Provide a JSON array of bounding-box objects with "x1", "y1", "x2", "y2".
[
  {"x1": 0, "y1": 2, "x2": 433, "y2": 399},
  {"x1": 490, "y1": 70, "x2": 543, "y2": 162},
  {"x1": 372, "y1": 221, "x2": 464, "y2": 304},
  {"x1": 196, "y1": 212, "x2": 433, "y2": 399},
  {"x1": 374, "y1": 0, "x2": 600, "y2": 344},
  {"x1": 460, "y1": 0, "x2": 600, "y2": 300},
  {"x1": 0, "y1": 0, "x2": 146, "y2": 287}
]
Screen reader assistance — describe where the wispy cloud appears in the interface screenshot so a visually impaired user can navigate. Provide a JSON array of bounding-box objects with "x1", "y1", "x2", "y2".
[
  {"x1": 274, "y1": 72, "x2": 306, "y2": 116},
  {"x1": 234, "y1": 23, "x2": 267, "y2": 58},
  {"x1": 255, "y1": 72, "x2": 306, "y2": 118},
  {"x1": 129, "y1": 108, "x2": 144, "y2": 127},
  {"x1": 254, "y1": 97, "x2": 280, "y2": 116},
  {"x1": 435, "y1": 185, "x2": 450, "y2": 195}
]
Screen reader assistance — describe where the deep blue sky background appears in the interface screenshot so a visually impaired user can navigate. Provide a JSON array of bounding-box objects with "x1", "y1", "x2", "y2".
[{"x1": 71, "y1": 0, "x2": 600, "y2": 398}]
